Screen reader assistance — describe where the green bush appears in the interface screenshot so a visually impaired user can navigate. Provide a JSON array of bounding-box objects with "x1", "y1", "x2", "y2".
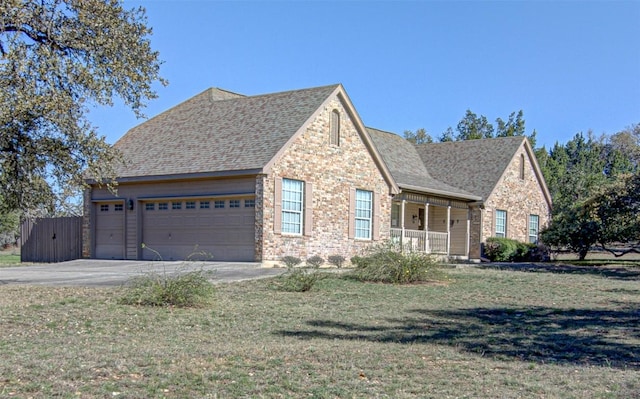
[
  {"x1": 484, "y1": 237, "x2": 540, "y2": 262},
  {"x1": 327, "y1": 254, "x2": 346, "y2": 268},
  {"x1": 349, "y1": 243, "x2": 442, "y2": 284},
  {"x1": 119, "y1": 269, "x2": 215, "y2": 307},
  {"x1": 280, "y1": 256, "x2": 302, "y2": 268},
  {"x1": 306, "y1": 255, "x2": 324, "y2": 268},
  {"x1": 273, "y1": 268, "x2": 319, "y2": 292}
]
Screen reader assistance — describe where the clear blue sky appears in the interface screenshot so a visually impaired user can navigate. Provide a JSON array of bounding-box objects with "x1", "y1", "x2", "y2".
[{"x1": 91, "y1": 0, "x2": 640, "y2": 149}]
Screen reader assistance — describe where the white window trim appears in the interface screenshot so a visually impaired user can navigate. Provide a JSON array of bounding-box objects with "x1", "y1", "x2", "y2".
[
  {"x1": 495, "y1": 209, "x2": 507, "y2": 238},
  {"x1": 281, "y1": 178, "x2": 304, "y2": 235},
  {"x1": 355, "y1": 189, "x2": 373, "y2": 240},
  {"x1": 529, "y1": 214, "x2": 539, "y2": 244}
]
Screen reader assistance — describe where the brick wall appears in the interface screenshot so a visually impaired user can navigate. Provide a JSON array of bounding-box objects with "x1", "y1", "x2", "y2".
[
  {"x1": 260, "y1": 97, "x2": 392, "y2": 263},
  {"x1": 482, "y1": 146, "x2": 551, "y2": 244}
]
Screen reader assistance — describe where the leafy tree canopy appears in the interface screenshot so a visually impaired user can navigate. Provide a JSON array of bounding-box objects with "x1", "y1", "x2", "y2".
[
  {"x1": 406, "y1": 109, "x2": 537, "y2": 147},
  {"x1": 0, "y1": 0, "x2": 166, "y2": 217}
]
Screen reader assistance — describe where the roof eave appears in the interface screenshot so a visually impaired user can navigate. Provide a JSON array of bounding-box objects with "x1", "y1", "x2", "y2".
[
  {"x1": 87, "y1": 169, "x2": 262, "y2": 185},
  {"x1": 398, "y1": 183, "x2": 482, "y2": 201}
]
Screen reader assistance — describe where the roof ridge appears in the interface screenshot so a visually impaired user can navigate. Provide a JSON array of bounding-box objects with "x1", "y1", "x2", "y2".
[{"x1": 241, "y1": 83, "x2": 341, "y2": 100}]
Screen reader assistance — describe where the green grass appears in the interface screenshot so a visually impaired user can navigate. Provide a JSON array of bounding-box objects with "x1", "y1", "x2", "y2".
[
  {"x1": 1, "y1": 264, "x2": 639, "y2": 398},
  {"x1": 0, "y1": 253, "x2": 20, "y2": 266}
]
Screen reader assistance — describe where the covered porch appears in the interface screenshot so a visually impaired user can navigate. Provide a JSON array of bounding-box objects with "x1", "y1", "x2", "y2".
[{"x1": 390, "y1": 192, "x2": 471, "y2": 257}]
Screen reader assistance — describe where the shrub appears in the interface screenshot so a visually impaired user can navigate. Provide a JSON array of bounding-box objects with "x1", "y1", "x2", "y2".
[
  {"x1": 119, "y1": 269, "x2": 215, "y2": 307},
  {"x1": 349, "y1": 243, "x2": 442, "y2": 284},
  {"x1": 273, "y1": 268, "x2": 319, "y2": 292},
  {"x1": 327, "y1": 254, "x2": 346, "y2": 268},
  {"x1": 280, "y1": 256, "x2": 302, "y2": 268},
  {"x1": 484, "y1": 237, "x2": 541, "y2": 262},
  {"x1": 306, "y1": 255, "x2": 324, "y2": 268}
]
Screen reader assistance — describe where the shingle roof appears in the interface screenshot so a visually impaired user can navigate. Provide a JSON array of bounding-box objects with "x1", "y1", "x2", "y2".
[
  {"x1": 367, "y1": 127, "x2": 480, "y2": 200},
  {"x1": 415, "y1": 136, "x2": 526, "y2": 200},
  {"x1": 113, "y1": 85, "x2": 340, "y2": 178}
]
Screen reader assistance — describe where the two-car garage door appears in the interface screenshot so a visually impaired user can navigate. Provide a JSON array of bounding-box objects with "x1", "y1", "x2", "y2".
[
  {"x1": 141, "y1": 198, "x2": 255, "y2": 261},
  {"x1": 94, "y1": 197, "x2": 255, "y2": 261}
]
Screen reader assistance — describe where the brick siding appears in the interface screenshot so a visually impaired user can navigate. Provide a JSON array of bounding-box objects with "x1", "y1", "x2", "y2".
[{"x1": 259, "y1": 97, "x2": 392, "y2": 263}]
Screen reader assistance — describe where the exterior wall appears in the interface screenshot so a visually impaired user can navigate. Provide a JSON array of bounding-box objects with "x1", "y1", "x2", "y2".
[
  {"x1": 482, "y1": 145, "x2": 551, "y2": 245},
  {"x1": 260, "y1": 97, "x2": 392, "y2": 262},
  {"x1": 469, "y1": 206, "x2": 483, "y2": 259},
  {"x1": 82, "y1": 188, "x2": 91, "y2": 258},
  {"x1": 87, "y1": 176, "x2": 256, "y2": 260}
]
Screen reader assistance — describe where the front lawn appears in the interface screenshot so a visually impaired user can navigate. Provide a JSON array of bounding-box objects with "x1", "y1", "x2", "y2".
[
  {"x1": 0, "y1": 252, "x2": 20, "y2": 266},
  {"x1": 0, "y1": 264, "x2": 638, "y2": 398}
]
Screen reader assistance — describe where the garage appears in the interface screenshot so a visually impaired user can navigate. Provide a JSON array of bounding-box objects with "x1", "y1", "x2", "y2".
[
  {"x1": 140, "y1": 197, "x2": 255, "y2": 261},
  {"x1": 94, "y1": 201, "x2": 125, "y2": 259}
]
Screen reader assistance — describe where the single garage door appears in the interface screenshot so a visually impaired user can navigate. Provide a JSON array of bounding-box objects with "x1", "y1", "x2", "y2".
[
  {"x1": 141, "y1": 198, "x2": 255, "y2": 261},
  {"x1": 94, "y1": 202, "x2": 125, "y2": 259}
]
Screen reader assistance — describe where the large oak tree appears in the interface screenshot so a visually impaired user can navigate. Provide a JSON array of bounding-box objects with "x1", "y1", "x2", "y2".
[{"x1": 0, "y1": 0, "x2": 166, "y2": 216}]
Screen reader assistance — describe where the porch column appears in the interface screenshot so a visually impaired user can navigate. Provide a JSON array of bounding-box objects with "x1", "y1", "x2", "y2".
[
  {"x1": 446, "y1": 205, "x2": 451, "y2": 256},
  {"x1": 400, "y1": 199, "x2": 406, "y2": 250},
  {"x1": 465, "y1": 209, "x2": 470, "y2": 258},
  {"x1": 424, "y1": 202, "x2": 430, "y2": 253}
]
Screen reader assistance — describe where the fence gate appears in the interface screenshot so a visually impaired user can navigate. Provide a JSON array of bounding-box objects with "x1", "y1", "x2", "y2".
[{"x1": 20, "y1": 217, "x2": 82, "y2": 263}]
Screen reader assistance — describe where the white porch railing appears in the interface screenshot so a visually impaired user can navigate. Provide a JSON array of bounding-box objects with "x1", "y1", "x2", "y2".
[{"x1": 390, "y1": 228, "x2": 449, "y2": 255}]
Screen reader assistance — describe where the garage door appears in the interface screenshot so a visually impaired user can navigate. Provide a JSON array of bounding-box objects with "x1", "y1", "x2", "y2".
[
  {"x1": 94, "y1": 202, "x2": 125, "y2": 259},
  {"x1": 141, "y1": 198, "x2": 255, "y2": 261}
]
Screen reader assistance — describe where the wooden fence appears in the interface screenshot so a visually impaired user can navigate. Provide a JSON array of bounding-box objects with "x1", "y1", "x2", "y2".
[{"x1": 20, "y1": 217, "x2": 83, "y2": 263}]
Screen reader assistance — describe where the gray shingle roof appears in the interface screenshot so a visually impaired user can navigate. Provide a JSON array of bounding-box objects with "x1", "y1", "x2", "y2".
[
  {"x1": 113, "y1": 85, "x2": 340, "y2": 178},
  {"x1": 415, "y1": 136, "x2": 526, "y2": 200},
  {"x1": 367, "y1": 128, "x2": 480, "y2": 200}
]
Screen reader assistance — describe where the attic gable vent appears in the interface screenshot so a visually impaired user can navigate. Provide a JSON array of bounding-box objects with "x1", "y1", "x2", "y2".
[{"x1": 330, "y1": 109, "x2": 340, "y2": 146}]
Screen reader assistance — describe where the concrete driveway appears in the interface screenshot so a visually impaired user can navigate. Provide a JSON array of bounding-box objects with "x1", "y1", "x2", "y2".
[{"x1": 0, "y1": 259, "x2": 285, "y2": 287}]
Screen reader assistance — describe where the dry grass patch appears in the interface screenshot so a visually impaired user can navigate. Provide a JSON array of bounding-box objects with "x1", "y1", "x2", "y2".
[{"x1": 0, "y1": 265, "x2": 638, "y2": 398}]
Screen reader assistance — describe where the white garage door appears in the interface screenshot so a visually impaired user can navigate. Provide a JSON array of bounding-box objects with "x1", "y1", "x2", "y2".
[
  {"x1": 141, "y1": 198, "x2": 255, "y2": 261},
  {"x1": 94, "y1": 202, "x2": 125, "y2": 259}
]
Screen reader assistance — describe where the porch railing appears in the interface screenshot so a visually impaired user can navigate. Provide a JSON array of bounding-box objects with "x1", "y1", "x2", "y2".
[{"x1": 390, "y1": 228, "x2": 449, "y2": 255}]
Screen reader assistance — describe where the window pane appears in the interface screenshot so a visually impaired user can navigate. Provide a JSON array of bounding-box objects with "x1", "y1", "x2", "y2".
[
  {"x1": 355, "y1": 189, "x2": 372, "y2": 239},
  {"x1": 529, "y1": 215, "x2": 539, "y2": 244},
  {"x1": 281, "y1": 179, "x2": 304, "y2": 234},
  {"x1": 496, "y1": 210, "x2": 506, "y2": 237}
]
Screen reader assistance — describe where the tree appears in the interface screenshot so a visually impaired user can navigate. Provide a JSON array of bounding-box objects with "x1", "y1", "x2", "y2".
[
  {"x1": 455, "y1": 109, "x2": 494, "y2": 140},
  {"x1": 0, "y1": 0, "x2": 166, "y2": 216},
  {"x1": 403, "y1": 128, "x2": 433, "y2": 144},
  {"x1": 587, "y1": 172, "x2": 640, "y2": 257},
  {"x1": 539, "y1": 128, "x2": 640, "y2": 259}
]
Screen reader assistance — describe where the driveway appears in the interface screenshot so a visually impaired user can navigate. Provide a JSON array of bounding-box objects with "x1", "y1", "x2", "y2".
[{"x1": 0, "y1": 259, "x2": 285, "y2": 287}]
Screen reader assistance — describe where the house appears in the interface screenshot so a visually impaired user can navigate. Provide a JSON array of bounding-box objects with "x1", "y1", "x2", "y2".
[
  {"x1": 83, "y1": 84, "x2": 399, "y2": 263},
  {"x1": 83, "y1": 84, "x2": 551, "y2": 263},
  {"x1": 369, "y1": 130, "x2": 552, "y2": 259},
  {"x1": 415, "y1": 136, "x2": 552, "y2": 258}
]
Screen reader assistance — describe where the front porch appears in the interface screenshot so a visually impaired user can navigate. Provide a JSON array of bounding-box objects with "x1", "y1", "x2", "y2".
[{"x1": 390, "y1": 192, "x2": 471, "y2": 258}]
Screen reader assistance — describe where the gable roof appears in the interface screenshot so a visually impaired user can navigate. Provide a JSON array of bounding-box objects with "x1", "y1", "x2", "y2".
[
  {"x1": 367, "y1": 128, "x2": 480, "y2": 201},
  {"x1": 415, "y1": 136, "x2": 551, "y2": 206},
  {"x1": 113, "y1": 85, "x2": 341, "y2": 178}
]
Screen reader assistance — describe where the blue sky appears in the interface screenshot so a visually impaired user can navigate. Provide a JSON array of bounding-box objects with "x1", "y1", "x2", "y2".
[{"x1": 91, "y1": 0, "x2": 640, "y2": 149}]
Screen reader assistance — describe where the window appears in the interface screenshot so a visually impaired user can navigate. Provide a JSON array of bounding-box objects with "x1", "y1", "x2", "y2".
[
  {"x1": 186, "y1": 201, "x2": 196, "y2": 209},
  {"x1": 100, "y1": 204, "x2": 109, "y2": 212},
  {"x1": 172, "y1": 202, "x2": 182, "y2": 210},
  {"x1": 145, "y1": 203, "x2": 155, "y2": 211},
  {"x1": 245, "y1": 199, "x2": 255, "y2": 208},
  {"x1": 158, "y1": 202, "x2": 168, "y2": 210},
  {"x1": 330, "y1": 109, "x2": 340, "y2": 146},
  {"x1": 495, "y1": 210, "x2": 507, "y2": 238},
  {"x1": 529, "y1": 215, "x2": 539, "y2": 244},
  {"x1": 391, "y1": 203, "x2": 400, "y2": 228},
  {"x1": 229, "y1": 199, "x2": 240, "y2": 208},
  {"x1": 114, "y1": 204, "x2": 124, "y2": 212},
  {"x1": 282, "y1": 178, "x2": 304, "y2": 234},
  {"x1": 200, "y1": 201, "x2": 210, "y2": 209},
  {"x1": 214, "y1": 200, "x2": 225, "y2": 209},
  {"x1": 355, "y1": 189, "x2": 373, "y2": 239},
  {"x1": 519, "y1": 154, "x2": 525, "y2": 180}
]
